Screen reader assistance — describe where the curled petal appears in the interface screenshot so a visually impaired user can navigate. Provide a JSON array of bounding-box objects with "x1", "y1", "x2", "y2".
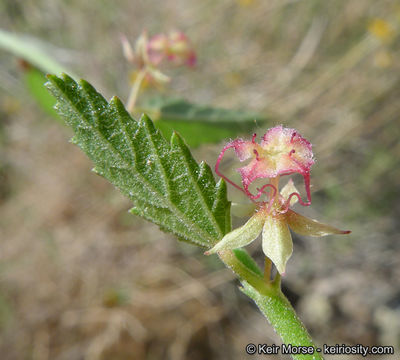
[
  {"x1": 231, "y1": 139, "x2": 258, "y2": 161},
  {"x1": 216, "y1": 127, "x2": 314, "y2": 203},
  {"x1": 281, "y1": 173, "x2": 311, "y2": 211},
  {"x1": 238, "y1": 157, "x2": 273, "y2": 189},
  {"x1": 280, "y1": 179, "x2": 299, "y2": 206},
  {"x1": 205, "y1": 210, "x2": 265, "y2": 255},
  {"x1": 286, "y1": 209, "x2": 351, "y2": 237},
  {"x1": 215, "y1": 139, "x2": 262, "y2": 197},
  {"x1": 262, "y1": 215, "x2": 293, "y2": 275},
  {"x1": 215, "y1": 141, "x2": 250, "y2": 195}
]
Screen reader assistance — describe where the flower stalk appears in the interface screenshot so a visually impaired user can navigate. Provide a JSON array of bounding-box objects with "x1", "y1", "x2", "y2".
[
  {"x1": 126, "y1": 68, "x2": 147, "y2": 113},
  {"x1": 218, "y1": 249, "x2": 324, "y2": 360},
  {"x1": 205, "y1": 126, "x2": 351, "y2": 359}
]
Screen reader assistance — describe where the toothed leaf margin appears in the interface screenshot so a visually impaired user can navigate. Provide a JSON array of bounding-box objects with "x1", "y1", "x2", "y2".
[{"x1": 46, "y1": 74, "x2": 231, "y2": 247}]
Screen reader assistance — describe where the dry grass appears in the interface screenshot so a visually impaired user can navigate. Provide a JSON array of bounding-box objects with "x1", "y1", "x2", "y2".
[{"x1": 1, "y1": 0, "x2": 400, "y2": 359}]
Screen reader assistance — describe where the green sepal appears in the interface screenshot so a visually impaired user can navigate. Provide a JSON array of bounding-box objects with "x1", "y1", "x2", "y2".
[
  {"x1": 205, "y1": 210, "x2": 265, "y2": 254},
  {"x1": 262, "y1": 215, "x2": 293, "y2": 275}
]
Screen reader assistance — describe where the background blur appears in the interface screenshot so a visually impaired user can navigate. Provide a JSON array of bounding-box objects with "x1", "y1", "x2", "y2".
[{"x1": 1, "y1": 1, "x2": 400, "y2": 359}]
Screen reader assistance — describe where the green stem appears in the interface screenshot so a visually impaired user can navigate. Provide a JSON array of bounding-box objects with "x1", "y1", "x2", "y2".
[
  {"x1": 218, "y1": 250, "x2": 324, "y2": 360},
  {"x1": 218, "y1": 250, "x2": 270, "y2": 294}
]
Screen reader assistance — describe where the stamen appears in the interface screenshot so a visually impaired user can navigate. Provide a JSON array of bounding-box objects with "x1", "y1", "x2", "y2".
[
  {"x1": 252, "y1": 133, "x2": 257, "y2": 143},
  {"x1": 290, "y1": 132, "x2": 297, "y2": 143},
  {"x1": 289, "y1": 149, "x2": 296, "y2": 156},
  {"x1": 253, "y1": 149, "x2": 261, "y2": 161}
]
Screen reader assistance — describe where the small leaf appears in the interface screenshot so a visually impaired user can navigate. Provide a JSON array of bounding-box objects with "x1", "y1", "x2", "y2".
[
  {"x1": 286, "y1": 209, "x2": 351, "y2": 237},
  {"x1": 138, "y1": 96, "x2": 269, "y2": 147},
  {"x1": 46, "y1": 74, "x2": 230, "y2": 248},
  {"x1": 262, "y1": 215, "x2": 293, "y2": 275}
]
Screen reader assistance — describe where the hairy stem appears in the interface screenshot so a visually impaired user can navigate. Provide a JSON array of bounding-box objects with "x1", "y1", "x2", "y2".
[{"x1": 218, "y1": 250, "x2": 323, "y2": 360}]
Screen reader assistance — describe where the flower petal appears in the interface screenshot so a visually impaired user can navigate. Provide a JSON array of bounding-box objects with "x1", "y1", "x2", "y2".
[
  {"x1": 260, "y1": 125, "x2": 314, "y2": 178},
  {"x1": 286, "y1": 209, "x2": 351, "y2": 236},
  {"x1": 231, "y1": 139, "x2": 257, "y2": 161},
  {"x1": 205, "y1": 211, "x2": 265, "y2": 254},
  {"x1": 120, "y1": 34, "x2": 135, "y2": 63},
  {"x1": 167, "y1": 31, "x2": 197, "y2": 67},
  {"x1": 147, "y1": 33, "x2": 169, "y2": 65},
  {"x1": 262, "y1": 215, "x2": 293, "y2": 275},
  {"x1": 280, "y1": 179, "x2": 299, "y2": 206},
  {"x1": 238, "y1": 157, "x2": 273, "y2": 188}
]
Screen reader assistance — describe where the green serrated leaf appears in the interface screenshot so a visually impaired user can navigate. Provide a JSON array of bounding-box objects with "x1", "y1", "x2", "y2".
[
  {"x1": 138, "y1": 96, "x2": 269, "y2": 147},
  {"x1": 46, "y1": 74, "x2": 230, "y2": 247}
]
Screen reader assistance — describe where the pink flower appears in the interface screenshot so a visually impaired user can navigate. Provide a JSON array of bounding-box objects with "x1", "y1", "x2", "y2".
[
  {"x1": 216, "y1": 126, "x2": 314, "y2": 209},
  {"x1": 166, "y1": 31, "x2": 197, "y2": 67},
  {"x1": 207, "y1": 126, "x2": 350, "y2": 274},
  {"x1": 146, "y1": 34, "x2": 169, "y2": 66},
  {"x1": 147, "y1": 31, "x2": 196, "y2": 67},
  {"x1": 121, "y1": 30, "x2": 196, "y2": 77}
]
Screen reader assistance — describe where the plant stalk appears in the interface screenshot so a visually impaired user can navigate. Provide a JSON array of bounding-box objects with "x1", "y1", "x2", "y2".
[
  {"x1": 218, "y1": 250, "x2": 324, "y2": 360},
  {"x1": 126, "y1": 68, "x2": 146, "y2": 113}
]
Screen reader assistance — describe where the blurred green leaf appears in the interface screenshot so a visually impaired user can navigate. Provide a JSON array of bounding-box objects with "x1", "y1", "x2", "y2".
[
  {"x1": 138, "y1": 96, "x2": 269, "y2": 147},
  {"x1": 0, "y1": 29, "x2": 74, "y2": 77},
  {"x1": 46, "y1": 74, "x2": 231, "y2": 248},
  {"x1": 24, "y1": 68, "x2": 60, "y2": 119}
]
